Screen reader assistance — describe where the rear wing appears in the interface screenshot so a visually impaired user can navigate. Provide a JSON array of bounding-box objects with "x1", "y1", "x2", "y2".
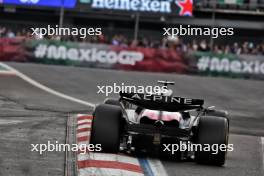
[{"x1": 120, "y1": 92, "x2": 204, "y2": 112}]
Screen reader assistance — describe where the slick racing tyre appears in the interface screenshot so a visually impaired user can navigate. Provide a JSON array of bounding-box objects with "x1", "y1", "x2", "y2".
[
  {"x1": 207, "y1": 110, "x2": 229, "y2": 118},
  {"x1": 90, "y1": 104, "x2": 123, "y2": 153},
  {"x1": 104, "y1": 98, "x2": 121, "y2": 106},
  {"x1": 195, "y1": 116, "x2": 229, "y2": 166}
]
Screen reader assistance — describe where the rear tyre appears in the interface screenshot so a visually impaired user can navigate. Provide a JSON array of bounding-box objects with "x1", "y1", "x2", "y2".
[
  {"x1": 104, "y1": 98, "x2": 121, "y2": 106},
  {"x1": 90, "y1": 104, "x2": 123, "y2": 153},
  {"x1": 207, "y1": 110, "x2": 228, "y2": 118},
  {"x1": 195, "y1": 116, "x2": 229, "y2": 166}
]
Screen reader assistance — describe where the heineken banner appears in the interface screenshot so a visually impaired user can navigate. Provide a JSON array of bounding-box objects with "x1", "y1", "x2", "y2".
[
  {"x1": 1, "y1": 0, "x2": 192, "y2": 16},
  {"x1": 78, "y1": 0, "x2": 193, "y2": 16},
  {"x1": 1, "y1": 38, "x2": 264, "y2": 80}
]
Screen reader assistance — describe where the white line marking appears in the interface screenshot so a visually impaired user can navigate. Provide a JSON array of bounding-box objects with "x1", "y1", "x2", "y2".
[
  {"x1": 0, "y1": 120, "x2": 23, "y2": 125},
  {"x1": 78, "y1": 153, "x2": 141, "y2": 166},
  {"x1": 77, "y1": 131, "x2": 90, "y2": 138},
  {"x1": 0, "y1": 70, "x2": 16, "y2": 75},
  {"x1": 0, "y1": 63, "x2": 95, "y2": 107},
  {"x1": 79, "y1": 168, "x2": 144, "y2": 176},
  {"x1": 77, "y1": 114, "x2": 93, "y2": 117},
  {"x1": 261, "y1": 137, "x2": 264, "y2": 172},
  {"x1": 147, "y1": 158, "x2": 168, "y2": 176},
  {"x1": 77, "y1": 124, "x2": 91, "y2": 130},
  {"x1": 78, "y1": 119, "x2": 92, "y2": 124}
]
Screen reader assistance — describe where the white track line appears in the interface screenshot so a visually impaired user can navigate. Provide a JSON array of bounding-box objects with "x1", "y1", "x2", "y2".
[
  {"x1": 77, "y1": 131, "x2": 91, "y2": 138},
  {"x1": 147, "y1": 158, "x2": 168, "y2": 176},
  {"x1": 261, "y1": 137, "x2": 264, "y2": 172},
  {"x1": 77, "y1": 124, "x2": 91, "y2": 130},
  {"x1": 77, "y1": 119, "x2": 92, "y2": 124},
  {"x1": 79, "y1": 168, "x2": 144, "y2": 176},
  {"x1": 0, "y1": 120, "x2": 23, "y2": 125},
  {"x1": 78, "y1": 153, "x2": 141, "y2": 166},
  {"x1": 0, "y1": 70, "x2": 16, "y2": 75},
  {"x1": 0, "y1": 63, "x2": 95, "y2": 107}
]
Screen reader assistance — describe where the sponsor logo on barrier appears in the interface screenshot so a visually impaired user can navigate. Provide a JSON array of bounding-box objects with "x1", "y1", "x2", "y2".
[
  {"x1": 91, "y1": 0, "x2": 171, "y2": 13},
  {"x1": 197, "y1": 56, "x2": 264, "y2": 75},
  {"x1": 34, "y1": 44, "x2": 144, "y2": 65},
  {"x1": 80, "y1": 0, "x2": 193, "y2": 16}
]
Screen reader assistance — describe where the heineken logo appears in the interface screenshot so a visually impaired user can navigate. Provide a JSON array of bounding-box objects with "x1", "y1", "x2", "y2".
[
  {"x1": 91, "y1": 0, "x2": 172, "y2": 13},
  {"x1": 80, "y1": 0, "x2": 193, "y2": 15}
]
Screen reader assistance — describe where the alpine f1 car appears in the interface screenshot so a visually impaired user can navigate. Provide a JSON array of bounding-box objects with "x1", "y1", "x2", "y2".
[{"x1": 90, "y1": 81, "x2": 230, "y2": 166}]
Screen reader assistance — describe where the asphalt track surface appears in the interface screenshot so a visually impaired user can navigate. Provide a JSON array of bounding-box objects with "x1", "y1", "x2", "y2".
[{"x1": 0, "y1": 62, "x2": 263, "y2": 176}]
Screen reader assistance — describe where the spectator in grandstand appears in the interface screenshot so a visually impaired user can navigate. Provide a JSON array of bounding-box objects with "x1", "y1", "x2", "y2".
[
  {"x1": 166, "y1": 36, "x2": 185, "y2": 53},
  {"x1": 0, "y1": 25, "x2": 263, "y2": 56},
  {"x1": 6, "y1": 29, "x2": 15, "y2": 38},
  {"x1": 258, "y1": 43, "x2": 262, "y2": 54},
  {"x1": 0, "y1": 26, "x2": 5, "y2": 38},
  {"x1": 231, "y1": 42, "x2": 242, "y2": 55},
  {"x1": 213, "y1": 45, "x2": 223, "y2": 54},
  {"x1": 111, "y1": 34, "x2": 128, "y2": 47},
  {"x1": 191, "y1": 40, "x2": 199, "y2": 51},
  {"x1": 198, "y1": 40, "x2": 210, "y2": 52},
  {"x1": 241, "y1": 41, "x2": 250, "y2": 54}
]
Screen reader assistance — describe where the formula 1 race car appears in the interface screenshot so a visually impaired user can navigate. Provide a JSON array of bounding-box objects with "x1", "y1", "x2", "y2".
[{"x1": 90, "y1": 81, "x2": 230, "y2": 166}]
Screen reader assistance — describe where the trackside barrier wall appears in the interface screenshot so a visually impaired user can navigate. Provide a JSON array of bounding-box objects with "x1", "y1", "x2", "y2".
[{"x1": 0, "y1": 38, "x2": 264, "y2": 80}]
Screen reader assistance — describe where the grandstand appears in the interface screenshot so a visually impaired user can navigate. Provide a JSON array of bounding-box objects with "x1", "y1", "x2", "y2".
[{"x1": 0, "y1": 0, "x2": 263, "y2": 55}]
